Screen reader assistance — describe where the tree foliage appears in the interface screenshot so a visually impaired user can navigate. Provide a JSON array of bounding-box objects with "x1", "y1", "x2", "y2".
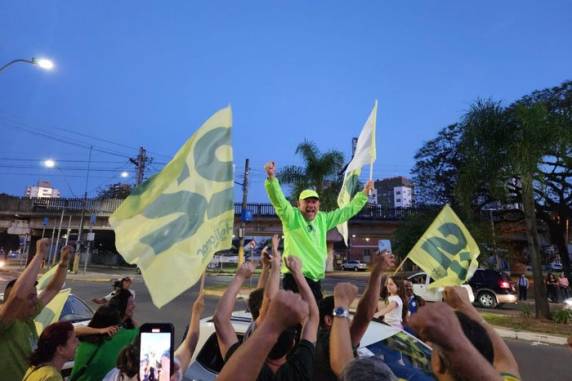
[
  {"x1": 96, "y1": 183, "x2": 133, "y2": 199},
  {"x1": 278, "y1": 140, "x2": 345, "y2": 210}
]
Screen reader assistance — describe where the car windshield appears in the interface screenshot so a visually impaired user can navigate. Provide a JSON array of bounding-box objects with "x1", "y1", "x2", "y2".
[
  {"x1": 359, "y1": 331, "x2": 435, "y2": 380},
  {"x1": 60, "y1": 295, "x2": 93, "y2": 323}
]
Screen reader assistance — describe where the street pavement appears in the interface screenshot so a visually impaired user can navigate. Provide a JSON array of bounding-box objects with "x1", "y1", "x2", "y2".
[{"x1": 1, "y1": 271, "x2": 570, "y2": 380}]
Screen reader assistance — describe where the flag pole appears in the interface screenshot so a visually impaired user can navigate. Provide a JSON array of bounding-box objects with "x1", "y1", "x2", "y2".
[
  {"x1": 393, "y1": 255, "x2": 409, "y2": 275},
  {"x1": 199, "y1": 271, "x2": 206, "y2": 293}
]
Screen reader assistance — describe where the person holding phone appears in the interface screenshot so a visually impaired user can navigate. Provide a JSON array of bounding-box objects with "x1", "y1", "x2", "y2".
[{"x1": 264, "y1": 161, "x2": 373, "y2": 301}]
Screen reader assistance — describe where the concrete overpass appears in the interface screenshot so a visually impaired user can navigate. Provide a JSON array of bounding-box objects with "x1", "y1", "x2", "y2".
[{"x1": 0, "y1": 195, "x2": 420, "y2": 265}]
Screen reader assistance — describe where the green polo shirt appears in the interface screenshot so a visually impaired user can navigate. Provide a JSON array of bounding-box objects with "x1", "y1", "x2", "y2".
[
  {"x1": 265, "y1": 177, "x2": 368, "y2": 281},
  {"x1": 0, "y1": 301, "x2": 44, "y2": 381}
]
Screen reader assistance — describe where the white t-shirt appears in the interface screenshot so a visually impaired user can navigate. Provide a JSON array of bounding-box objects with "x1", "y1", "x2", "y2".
[{"x1": 383, "y1": 295, "x2": 403, "y2": 329}]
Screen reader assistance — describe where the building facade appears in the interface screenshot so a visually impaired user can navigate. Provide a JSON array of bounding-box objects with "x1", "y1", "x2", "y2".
[
  {"x1": 25, "y1": 180, "x2": 61, "y2": 199},
  {"x1": 374, "y1": 177, "x2": 413, "y2": 208}
]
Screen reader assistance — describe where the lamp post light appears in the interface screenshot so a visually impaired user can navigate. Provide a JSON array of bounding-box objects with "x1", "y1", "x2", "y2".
[
  {"x1": 0, "y1": 57, "x2": 55, "y2": 73},
  {"x1": 120, "y1": 171, "x2": 129, "y2": 179}
]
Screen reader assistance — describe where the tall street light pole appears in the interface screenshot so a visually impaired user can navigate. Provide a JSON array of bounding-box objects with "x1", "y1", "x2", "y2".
[
  {"x1": 73, "y1": 145, "x2": 93, "y2": 273},
  {"x1": 0, "y1": 57, "x2": 55, "y2": 73}
]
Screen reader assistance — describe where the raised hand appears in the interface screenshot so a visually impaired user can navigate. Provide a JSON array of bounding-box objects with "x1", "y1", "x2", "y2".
[
  {"x1": 99, "y1": 325, "x2": 119, "y2": 337},
  {"x1": 59, "y1": 245, "x2": 74, "y2": 266},
  {"x1": 36, "y1": 238, "x2": 50, "y2": 257},
  {"x1": 285, "y1": 255, "x2": 302, "y2": 275},
  {"x1": 236, "y1": 261, "x2": 255, "y2": 280},
  {"x1": 265, "y1": 290, "x2": 309, "y2": 331},
  {"x1": 270, "y1": 234, "x2": 281, "y2": 267},
  {"x1": 443, "y1": 286, "x2": 471, "y2": 310},
  {"x1": 334, "y1": 282, "x2": 358, "y2": 308},
  {"x1": 261, "y1": 246, "x2": 271, "y2": 268},
  {"x1": 264, "y1": 161, "x2": 276, "y2": 178},
  {"x1": 372, "y1": 250, "x2": 395, "y2": 272},
  {"x1": 409, "y1": 302, "x2": 466, "y2": 351},
  {"x1": 362, "y1": 180, "x2": 374, "y2": 196}
]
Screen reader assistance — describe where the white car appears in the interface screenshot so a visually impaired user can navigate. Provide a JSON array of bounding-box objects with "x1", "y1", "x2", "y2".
[
  {"x1": 406, "y1": 272, "x2": 475, "y2": 303},
  {"x1": 184, "y1": 311, "x2": 436, "y2": 381}
]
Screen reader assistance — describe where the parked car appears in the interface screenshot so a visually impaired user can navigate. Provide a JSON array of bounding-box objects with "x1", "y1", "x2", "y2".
[
  {"x1": 341, "y1": 260, "x2": 368, "y2": 271},
  {"x1": 406, "y1": 272, "x2": 475, "y2": 303},
  {"x1": 468, "y1": 269, "x2": 517, "y2": 308},
  {"x1": 185, "y1": 311, "x2": 436, "y2": 381}
]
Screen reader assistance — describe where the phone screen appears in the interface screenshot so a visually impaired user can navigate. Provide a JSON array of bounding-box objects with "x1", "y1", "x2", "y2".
[{"x1": 139, "y1": 329, "x2": 173, "y2": 381}]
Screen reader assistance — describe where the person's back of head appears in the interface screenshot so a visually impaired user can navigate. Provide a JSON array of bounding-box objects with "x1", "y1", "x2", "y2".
[
  {"x1": 109, "y1": 288, "x2": 135, "y2": 328},
  {"x1": 115, "y1": 343, "x2": 139, "y2": 379},
  {"x1": 341, "y1": 356, "x2": 397, "y2": 381},
  {"x1": 318, "y1": 295, "x2": 335, "y2": 329},
  {"x1": 248, "y1": 288, "x2": 264, "y2": 320},
  {"x1": 29, "y1": 321, "x2": 75, "y2": 366},
  {"x1": 83, "y1": 305, "x2": 122, "y2": 344},
  {"x1": 267, "y1": 326, "x2": 299, "y2": 360}
]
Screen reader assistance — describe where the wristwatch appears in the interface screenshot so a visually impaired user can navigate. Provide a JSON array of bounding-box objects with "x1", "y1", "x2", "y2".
[{"x1": 332, "y1": 306, "x2": 350, "y2": 319}]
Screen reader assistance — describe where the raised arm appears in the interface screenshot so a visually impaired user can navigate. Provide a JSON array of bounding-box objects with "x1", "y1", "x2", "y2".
[
  {"x1": 350, "y1": 251, "x2": 394, "y2": 346},
  {"x1": 285, "y1": 256, "x2": 319, "y2": 343},
  {"x1": 217, "y1": 290, "x2": 309, "y2": 381},
  {"x1": 444, "y1": 286, "x2": 520, "y2": 379},
  {"x1": 264, "y1": 161, "x2": 295, "y2": 223},
  {"x1": 330, "y1": 282, "x2": 359, "y2": 377},
  {"x1": 256, "y1": 246, "x2": 271, "y2": 289},
  {"x1": 257, "y1": 235, "x2": 282, "y2": 324},
  {"x1": 214, "y1": 262, "x2": 255, "y2": 357},
  {"x1": 0, "y1": 239, "x2": 49, "y2": 325},
  {"x1": 176, "y1": 292, "x2": 205, "y2": 373},
  {"x1": 324, "y1": 181, "x2": 373, "y2": 230},
  {"x1": 410, "y1": 303, "x2": 502, "y2": 381},
  {"x1": 38, "y1": 245, "x2": 73, "y2": 306}
]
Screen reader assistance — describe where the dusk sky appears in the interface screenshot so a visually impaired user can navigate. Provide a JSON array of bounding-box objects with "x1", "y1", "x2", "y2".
[{"x1": 1, "y1": 1, "x2": 571, "y2": 203}]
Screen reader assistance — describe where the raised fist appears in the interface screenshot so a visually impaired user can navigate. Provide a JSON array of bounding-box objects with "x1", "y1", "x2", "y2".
[
  {"x1": 266, "y1": 290, "x2": 309, "y2": 331},
  {"x1": 264, "y1": 161, "x2": 276, "y2": 178},
  {"x1": 236, "y1": 261, "x2": 255, "y2": 280},
  {"x1": 334, "y1": 282, "x2": 358, "y2": 308}
]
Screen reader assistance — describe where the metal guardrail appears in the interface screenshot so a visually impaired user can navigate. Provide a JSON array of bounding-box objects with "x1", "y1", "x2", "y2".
[{"x1": 0, "y1": 196, "x2": 421, "y2": 220}]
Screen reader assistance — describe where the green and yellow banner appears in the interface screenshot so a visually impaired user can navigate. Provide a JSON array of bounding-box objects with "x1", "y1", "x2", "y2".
[
  {"x1": 35, "y1": 288, "x2": 70, "y2": 334},
  {"x1": 110, "y1": 106, "x2": 234, "y2": 308},
  {"x1": 407, "y1": 204, "x2": 479, "y2": 289}
]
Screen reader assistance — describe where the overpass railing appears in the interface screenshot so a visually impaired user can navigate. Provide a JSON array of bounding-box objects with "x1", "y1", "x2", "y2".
[{"x1": 0, "y1": 195, "x2": 421, "y2": 220}]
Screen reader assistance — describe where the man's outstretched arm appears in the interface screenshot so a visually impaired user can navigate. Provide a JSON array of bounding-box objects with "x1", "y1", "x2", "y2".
[
  {"x1": 350, "y1": 251, "x2": 394, "y2": 346},
  {"x1": 264, "y1": 161, "x2": 294, "y2": 223},
  {"x1": 39, "y1": 245, "x2": 73, "y2": 306},
  {"x1": 218, "y1": 290, "x2": 309, "y2": 381},
  {"x1": 325, "y1": 180, "x2": 373, "y2": 230},
  {"x1": 214, "y1": 262, "x2": 255, "y2": 357}
]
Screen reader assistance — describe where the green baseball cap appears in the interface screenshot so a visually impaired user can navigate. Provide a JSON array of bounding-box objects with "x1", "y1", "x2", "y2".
[{"x1": 299, "y1": 189, "x2": 320, "y2": 200}]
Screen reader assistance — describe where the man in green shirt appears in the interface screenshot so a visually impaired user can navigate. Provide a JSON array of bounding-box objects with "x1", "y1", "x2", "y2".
[
  {"x1": 0, "y1": 239, "x2": 72, "y2": 381},
  {"x1": 264, "y1": 161, "x2": 373, "y2": 300}
]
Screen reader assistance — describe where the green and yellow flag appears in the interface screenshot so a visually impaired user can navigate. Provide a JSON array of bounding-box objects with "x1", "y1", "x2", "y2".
[
  {"x1": 36, "y1": 264, "x2": 59, "y2": 291},
  {"x1": 337, "y1": 101, "x2": 377, "y2": 245},
  {"x1": 407, "y1": 204, "x2": 479, "y2": 289},
  {"x1": 110, "y1": 106, "x2": 234, "y2": 308},
  {"x1": 35, "y1": 288, "x2": 70, "y2": 334}
]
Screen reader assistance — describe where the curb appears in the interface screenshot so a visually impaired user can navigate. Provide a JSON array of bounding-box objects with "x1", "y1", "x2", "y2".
[{"x1": 492, "y1": 326, "x2": 568, "y2": 345}]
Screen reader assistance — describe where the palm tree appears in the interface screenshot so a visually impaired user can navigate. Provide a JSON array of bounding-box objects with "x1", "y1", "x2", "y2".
[{"x1": 278, "y1": 140, "x2": 345, "y2": 210}]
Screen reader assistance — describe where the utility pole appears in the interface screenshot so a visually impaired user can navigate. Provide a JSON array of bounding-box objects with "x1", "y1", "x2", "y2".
[
  {"x1": 238, "y1": 159, "x2": 250, "y2": 265},
  {"x1": 130, "y1": 147, "x2": 148, "y2": 185},
  {"x1": 74, "y1": 145, "x2": 92, "y2": 273}
]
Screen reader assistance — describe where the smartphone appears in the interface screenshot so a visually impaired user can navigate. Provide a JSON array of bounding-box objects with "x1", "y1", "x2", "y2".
[{"x1": 139, "y1": 323, "x2": 175, "y2": 381}]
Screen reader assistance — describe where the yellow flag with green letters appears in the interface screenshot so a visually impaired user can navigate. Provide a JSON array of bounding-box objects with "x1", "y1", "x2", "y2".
[
  {"x1": 34, "y1": 288, "x2": 70, "y2": 334},
  {"x1": 110, "y1": 106, "x2": 234, "y2": 308},
  {"x1": 406, "y1": 204, "x2": 479, "y2": 289}
]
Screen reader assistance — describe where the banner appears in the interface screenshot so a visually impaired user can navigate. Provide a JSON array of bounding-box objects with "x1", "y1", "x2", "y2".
[
  {"x1": 337, "y1": 101, "x2": 378, "y2": 245},
  {"x1": 110, "y1": 106, "x2": 234, "y2": 308},
  {"x1": 35, "y1": 288, "x2": 70, "y2": 334},
  {"x1": 407, "y1": 204, "x2": 479, "y2": 289}
]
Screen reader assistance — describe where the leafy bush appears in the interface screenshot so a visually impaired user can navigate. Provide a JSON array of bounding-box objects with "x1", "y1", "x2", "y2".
[
  {"x1": 552, "y1": 309, "x2": 572, "y2": 324},
  {"x1": 519, "y1": 304, "x2": 532, "y2": 319}
]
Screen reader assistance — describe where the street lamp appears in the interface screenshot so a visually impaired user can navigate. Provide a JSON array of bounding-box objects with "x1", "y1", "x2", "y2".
[
  {"x1": 120, "y1": 171, "x2": 129, "y2": 178},
  {"x1": 43, "y1": 159, "x2": 56, "y2": 168},
  {"x1": 0, "y1": 57, "x2": 55, "y2": 73}
]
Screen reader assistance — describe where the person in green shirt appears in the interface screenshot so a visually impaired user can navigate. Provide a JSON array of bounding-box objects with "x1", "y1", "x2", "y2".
[
  {"x1": 0, "y1": 239, "x2": 73, "y2": 381},
  {"x1": 22, "y1": 321, "x2": 78, "y2": 381},
  {"x1": 264, "y1": 161, "x2": 373, "y2": 300}
]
